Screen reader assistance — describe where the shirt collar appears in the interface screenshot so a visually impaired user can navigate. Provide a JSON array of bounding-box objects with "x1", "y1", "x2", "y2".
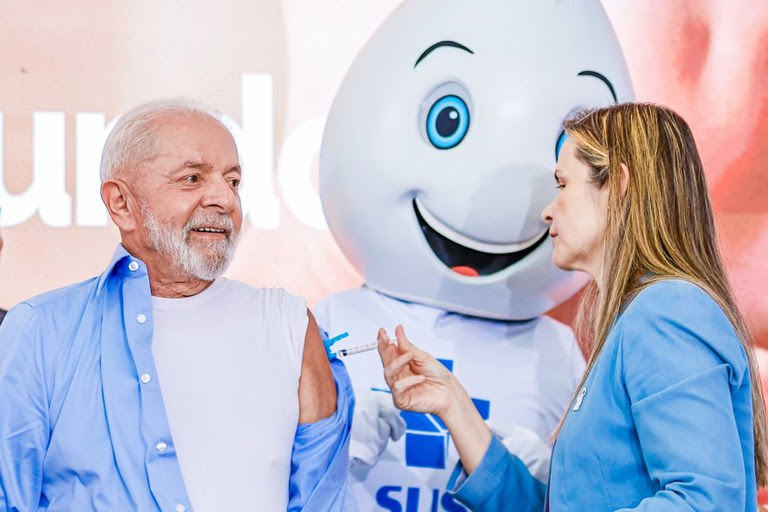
[{"x1": 96, "y1": 244, "x2": 145, "y2": 295}]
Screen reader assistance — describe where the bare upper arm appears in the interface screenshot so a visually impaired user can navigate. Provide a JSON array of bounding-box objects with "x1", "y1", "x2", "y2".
[{"x1": 298, "y1": 309, "x2": 337, "y2": 423}]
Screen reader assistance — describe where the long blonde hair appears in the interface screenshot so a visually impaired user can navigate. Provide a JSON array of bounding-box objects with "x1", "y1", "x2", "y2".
[{"x1": 553, "y1": 103, "x2": 768, "y2": 485}]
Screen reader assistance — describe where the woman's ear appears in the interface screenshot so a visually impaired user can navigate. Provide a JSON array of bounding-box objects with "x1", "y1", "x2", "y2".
[
  {"x1": 101, "y1": 178, "x2": 139, "y2": 232},
  {"x1": 620, "y1": 163, "x2": 630, "y2": 197}
]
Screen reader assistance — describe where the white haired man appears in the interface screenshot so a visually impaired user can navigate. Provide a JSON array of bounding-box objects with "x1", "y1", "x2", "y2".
[{"x1": 0, "y1": 99, "x2": 352, "y2": 511}]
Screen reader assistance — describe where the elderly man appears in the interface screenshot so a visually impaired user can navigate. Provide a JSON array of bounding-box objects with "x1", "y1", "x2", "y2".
[{"x1": 0, "y1": 99, "x2": 352, "y2": 511}]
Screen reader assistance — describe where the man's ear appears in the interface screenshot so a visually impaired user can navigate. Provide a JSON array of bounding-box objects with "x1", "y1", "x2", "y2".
[
  {"x1": 101, "y1": 178, "x2": 140, "y2": 232},
  {"x1": 619, "y1": 163, "x2": 630, "y2": 198}
]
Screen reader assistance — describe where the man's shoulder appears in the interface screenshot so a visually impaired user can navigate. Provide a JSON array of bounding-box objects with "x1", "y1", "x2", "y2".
[
  {"x1": 220, "y1": 279, "x2": 307, "y2": 311},
  {"x1": 2, "y1": 278, "x2": 101, "y2": 339},
  {"x1": 0, "y1": 278, "x2": 101, "y2": 359},
  {"x1": 19, "y1": 276, "x2": 100, "y2": 313}
]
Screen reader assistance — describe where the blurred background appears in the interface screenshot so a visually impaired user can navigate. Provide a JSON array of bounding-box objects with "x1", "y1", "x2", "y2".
[
  {"x1": 1, "y1": 0, "x2": 766, "y2": 403},
  {"x1": 2, "y1": 0, "x2": 768, "y2": 504}
]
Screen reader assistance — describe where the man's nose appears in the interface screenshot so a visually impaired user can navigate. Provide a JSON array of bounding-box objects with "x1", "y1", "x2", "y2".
[{"x1": 201, "y1": 176, "x2": 238, "y2": 211}]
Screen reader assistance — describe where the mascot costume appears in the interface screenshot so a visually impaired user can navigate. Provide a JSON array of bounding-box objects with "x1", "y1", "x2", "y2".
[{"x1": 316, "y1": 1, "x2": 633, "y2": 510}]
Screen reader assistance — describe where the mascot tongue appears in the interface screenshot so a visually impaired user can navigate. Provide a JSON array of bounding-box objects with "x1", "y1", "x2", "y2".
[{"x1": 451, "y1": 265, "x2": 480, "y2": 277}]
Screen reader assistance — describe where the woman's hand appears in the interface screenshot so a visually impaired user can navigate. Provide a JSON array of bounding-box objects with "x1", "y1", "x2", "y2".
[
  {"x1": 377, "y1": 325, "x2": 460, "y2": 419},
  {"x1": 377, "y1": 325, "x2": 492, "y2": 473}
]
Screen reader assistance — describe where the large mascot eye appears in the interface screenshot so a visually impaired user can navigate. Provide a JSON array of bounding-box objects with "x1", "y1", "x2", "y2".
[
  {"x1": 426, "y1": 95, "x2": 470, "y2": 149},
  {"x1": 419, "y1": 82, "x2": 473, "y2": 150}
]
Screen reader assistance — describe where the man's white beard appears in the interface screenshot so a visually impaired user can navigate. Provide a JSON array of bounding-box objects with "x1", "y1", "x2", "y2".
[{"x1": 142, "y1": 205, "x2": 239, "y2": 281}]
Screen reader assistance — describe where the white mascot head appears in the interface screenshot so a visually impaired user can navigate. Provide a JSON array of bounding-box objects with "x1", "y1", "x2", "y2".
[{"x1": 320, "y1": 0, "x2": 633, "y2": 320}]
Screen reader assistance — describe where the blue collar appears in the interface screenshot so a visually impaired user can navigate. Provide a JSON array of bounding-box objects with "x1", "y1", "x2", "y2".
[{"x1": 95, "y1": 244, "x2": 146, "y2": 296}]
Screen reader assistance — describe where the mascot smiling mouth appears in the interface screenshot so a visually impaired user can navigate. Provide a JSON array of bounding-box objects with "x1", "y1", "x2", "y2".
[{"x1": 413, "y1": 198, "x2": 549, "y2": 277}]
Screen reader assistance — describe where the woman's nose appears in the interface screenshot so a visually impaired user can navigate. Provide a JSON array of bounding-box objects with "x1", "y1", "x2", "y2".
[{"x1": 541, "y1": 200, "x2": 553, "y2": 225}]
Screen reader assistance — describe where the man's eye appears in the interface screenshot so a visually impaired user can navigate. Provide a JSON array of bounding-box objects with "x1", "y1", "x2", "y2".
[
  {"x1": 229, "y1": 179, "x2": 240, "y2": 188},
  {"x1": 183, "y1": 175, "x2": 199, "y2": 184}
]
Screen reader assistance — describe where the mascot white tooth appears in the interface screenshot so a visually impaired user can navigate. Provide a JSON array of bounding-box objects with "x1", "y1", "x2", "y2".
[{"x1": 315, "y1": 1, "x2": 633, "y2": 510}]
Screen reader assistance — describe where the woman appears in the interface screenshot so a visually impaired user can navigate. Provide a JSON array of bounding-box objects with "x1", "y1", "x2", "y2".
[{"x1": 378, "y1": 103, "x2": 768, "y2": 511}]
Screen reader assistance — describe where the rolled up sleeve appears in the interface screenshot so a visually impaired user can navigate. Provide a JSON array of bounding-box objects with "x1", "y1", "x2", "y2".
[
  {"x1": 288, "y1": 358, "x2": 355, "y2": 511},
  {"x1": 449, "y1": 435, "x2": 546, "y2": 512}
]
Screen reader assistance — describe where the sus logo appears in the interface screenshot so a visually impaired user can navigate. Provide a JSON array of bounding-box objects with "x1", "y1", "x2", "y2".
[{"x1": 400, "y1": 359, "x2": 489, "y2": 469}]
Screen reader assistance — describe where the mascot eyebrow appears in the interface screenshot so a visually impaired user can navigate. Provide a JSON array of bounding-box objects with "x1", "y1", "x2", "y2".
[
  {"x1": 414, "y1": 40, "x2": 474, "y2": 68},
  {"x1": 577, "y1": 70, "x2": 618, "y2": 102},
  {"x1": 412, "y1": 47, "x2": 617, "y2": 105}
]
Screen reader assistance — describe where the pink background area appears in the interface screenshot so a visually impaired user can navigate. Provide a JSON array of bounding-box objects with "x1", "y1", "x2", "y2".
[
  {"x1": 2, "y1": 1, "x2": 764, "y2": 342},
  {"x1": 1, "y1": 2, "x2": 767, "y2": 499}
]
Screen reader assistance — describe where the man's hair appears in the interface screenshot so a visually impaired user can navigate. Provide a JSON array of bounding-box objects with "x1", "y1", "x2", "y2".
[{"x1": 99, "y1": 98, "x2": 223, "y2": 181}]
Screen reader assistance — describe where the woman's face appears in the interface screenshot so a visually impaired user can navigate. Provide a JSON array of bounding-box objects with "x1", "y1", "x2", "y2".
[{"x1": 541, "y1": 139, "x2": 610, "y2": 281}]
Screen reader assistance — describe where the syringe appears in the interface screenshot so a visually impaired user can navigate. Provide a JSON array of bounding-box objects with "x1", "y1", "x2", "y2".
[{"x1": 336, "y1": 342, "x2": 378, "y2": 357}]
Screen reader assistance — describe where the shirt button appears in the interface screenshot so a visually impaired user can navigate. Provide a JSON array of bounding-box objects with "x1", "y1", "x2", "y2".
[
  {"x1": 175, "y1": 505, "x2": 186, "y2": 512},
  {"x1": 128, "y1": 261, "x2": 139, "y2": 272},
  {"x1": 156, "y1": 441, "x2": 167, "y2": 452},
  {"x1": 140, "y1": 373, "x2": 151, "y2": 384},
  {"x1": 136, "y1": 314, "x2": 147, "y2": 324}
]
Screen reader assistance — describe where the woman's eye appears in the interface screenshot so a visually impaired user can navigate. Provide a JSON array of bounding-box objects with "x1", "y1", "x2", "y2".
[{"x1": 426, "y1": 94, "x2": 470, "y2": 150}]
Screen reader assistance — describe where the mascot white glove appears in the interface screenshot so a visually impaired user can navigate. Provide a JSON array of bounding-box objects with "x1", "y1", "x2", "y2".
[{"x1": 349, "y1": 389, "x2": 406, "y2": 479}]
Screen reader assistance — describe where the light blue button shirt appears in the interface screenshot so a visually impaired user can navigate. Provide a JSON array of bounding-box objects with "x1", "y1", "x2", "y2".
[{"x1": 0, "y1": 245, "x2": 352, "y2": 511}]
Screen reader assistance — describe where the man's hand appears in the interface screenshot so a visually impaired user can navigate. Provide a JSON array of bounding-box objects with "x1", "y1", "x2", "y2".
[{"x1": 298, "y1": 310, "x2": 337, "y2": 423}]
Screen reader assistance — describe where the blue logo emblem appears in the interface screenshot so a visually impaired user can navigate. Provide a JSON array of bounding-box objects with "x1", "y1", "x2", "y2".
[{"x1": 399, "y1": 359, "x2": 490, "y2": 469}]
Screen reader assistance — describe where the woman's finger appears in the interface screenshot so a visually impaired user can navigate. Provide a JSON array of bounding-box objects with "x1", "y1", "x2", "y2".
[
  {"x1": 377, "y1": 328, "x2": 398, "y2": 366},
  {"x1": 392, "y1": 374, "x2": 427, "y2": 397},
  {"x1": 394, "y1": 324, "x2": 412, "y2": 349},
  {"x1": 383, "y1": 351, "x2": 415, "y2": 384}
]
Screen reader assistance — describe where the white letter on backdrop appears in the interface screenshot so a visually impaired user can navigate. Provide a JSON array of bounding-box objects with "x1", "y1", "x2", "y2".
[{"x1": 0, "y1": 112, "x2": 71, "y2": 227}]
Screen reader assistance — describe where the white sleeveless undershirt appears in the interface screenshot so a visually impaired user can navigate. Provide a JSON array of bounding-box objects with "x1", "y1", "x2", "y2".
[{"x1": 151, "y1": 279, "x2": 308, "y2": 511}]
